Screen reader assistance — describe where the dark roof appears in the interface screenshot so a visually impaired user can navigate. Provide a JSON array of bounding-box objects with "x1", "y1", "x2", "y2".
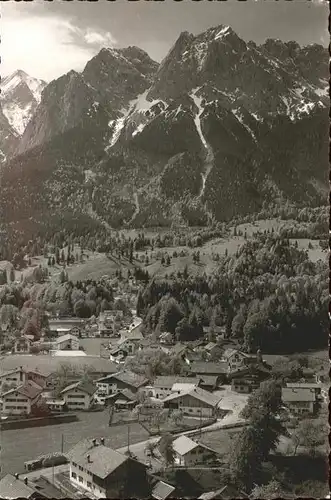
[
  {"x1": 170, "y1": 343, "x2": 192, "y2": 356},
  {"x1": 109, "y1": 346, "x2": 129, "y2": 355},
  {"x1": 282, "y1": 387, "x2": 316, "y2": 402},
  {"x1": 2, "y1": 381, "x2": 43, "y2": 400},
  {"x1": 60, "y1": 381, "x2": 96, "y2": 396},
  {"x1": 190, "y1": 362, "x2": 228, "y2": 375},
  {"x1": 198, "y1": 485, "x2": 249, "y2": 499},
  {"x1": 30, "y1": 476, "x2": 65, "y2": 499},
  {"x1": 153, "y1": 375, "x2": 201, "y2": 389},
  {"x1": 163, "y1": 387, "x2": 220, "y2": 407},
  {"x1": 105, "y1": 388, "x2": 137, "y2": 402},
  {"x1": 199, "y1": 375, "x2": 219, "y2": 387},
  {"x1": 97, "y1": 370, "x2": 149, "y2": 388},
  {"x1": 0, "y1": 474, "x2": 36, "y2": 499},
  {"x1": 152, "y1": 480, "x2": 176, "y2": 500},
  {"x1": 228, "y1": 364, "x2": 271, "y2": 378},
  {"x1": 67, "y1": 439, "x2": 129, "y2": 479}
]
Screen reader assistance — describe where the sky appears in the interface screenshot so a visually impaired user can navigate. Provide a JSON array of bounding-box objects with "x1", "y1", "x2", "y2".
[{"x1": 0, "y1": 0, "x2": 328, "y2": 82}]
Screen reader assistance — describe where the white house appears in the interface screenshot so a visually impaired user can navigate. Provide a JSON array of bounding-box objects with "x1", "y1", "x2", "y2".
[
  {"x1": 1, "y1": 381, "x2": 43, "y2": 416},
  {"x1": 49, "y1": 317, "x2": 85, "y2": 336},
  {"x1": 60, "y1": 382, "x2": 97, "y2": 410},
  {"x1": 67, "y1": 437, "x2": 148, "y2": 499},
  {"x1": 45, "y1": 398, "x2": 67, "y2": 412},
  {"x1": 144, "y1": 376, "x2": 202, "y2": 399},
  {"x1": 0, "y1": 367, "x2": 51, "y2": 392},
  {"x1": 95, "y1": 371, "x2": 148, "y2": 404},
  {"x1": 54, "y1": 334, "x2": 80, "y2": 351},
  {"x1": 171, "y1": 435, "x2": 220, "y2": 467},
  {"x1": 162, "y1": 387, "x2": 221, "y2": 418},
  {"x1": 0, "y1": 367, "x2": 27, "y2": 391},
  {"x1": 281, "y1": 387, "x2": 318, "y2": 415}
]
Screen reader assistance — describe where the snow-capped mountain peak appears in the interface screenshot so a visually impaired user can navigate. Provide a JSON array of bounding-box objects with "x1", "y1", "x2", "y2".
[{"x1": 0, "y1": 69, "x2": 47, "y2": 135}]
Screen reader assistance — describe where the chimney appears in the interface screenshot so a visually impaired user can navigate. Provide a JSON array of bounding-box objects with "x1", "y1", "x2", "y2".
[
  {"x1": 24, "y1": 477, "x2": 28, "y2": 485},
  {"x1": 100, "y1": 437, "x2": 105, "y2": 445},
  {"x1": 14, "y1": 473, "x2": 19, "y2": 479},
  {"x1": 87, "y1": 454, "x2": 91, "y2": 463}
]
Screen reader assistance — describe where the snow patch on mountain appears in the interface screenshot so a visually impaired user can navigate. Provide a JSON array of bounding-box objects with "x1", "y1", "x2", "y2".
[
  {"x1": 232, "y1": 109, "x2": 257, "y2": 142},
  {"x1": 132, "y1": 123, "x2": 146, "y2": 137},
  {"x1": 190, "y1": 89, "x2": 208, "y2": 149},
  {"x1": 190, "y1": 88, "x2": 214, "y2": 198},
  {"x1": 215, "y1": 26, "x2": 230, "y2": 40},
  {"x1": 0, "y1": 70, "x2": 46, "y2": 135},
  {"x1": 106, "y1": 115, "x2": 128, "y2": 149},
  {"x1": 2, "y1": 102, "x2": 33, "y2": 136}
]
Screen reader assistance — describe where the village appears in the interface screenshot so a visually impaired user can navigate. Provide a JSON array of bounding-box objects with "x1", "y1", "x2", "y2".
[{"x1": 0, "y1": 277, "x2": 327, "y2": 499}]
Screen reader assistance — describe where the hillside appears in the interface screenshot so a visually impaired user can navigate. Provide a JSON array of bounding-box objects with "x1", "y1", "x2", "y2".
[{"x1": 0, "y1": 26, "x2": 328, "y2": 238}]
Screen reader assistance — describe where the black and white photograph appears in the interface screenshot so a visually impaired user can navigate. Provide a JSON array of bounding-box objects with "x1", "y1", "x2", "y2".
[{"x1": 0, "y1": 0, "x2": 329, "y2": 498}]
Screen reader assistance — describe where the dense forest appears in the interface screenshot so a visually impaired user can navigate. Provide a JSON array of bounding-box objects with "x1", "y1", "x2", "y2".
[{"x1": 138, "y1": 235, "x2": 328, "y2": 354}]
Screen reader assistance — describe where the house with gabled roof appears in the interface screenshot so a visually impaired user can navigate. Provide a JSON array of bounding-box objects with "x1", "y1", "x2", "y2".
[
  {"x1": 60, "y1": 381, "x2": 97, "y2": 410},
  {"x1": 151, "y1": 479, "x2": 177, "y2": 500},
  {"x1": 105, "y1": 388, "x2": 138, "y2": 410},
  {"x1": 1, "y1": 380, "x2": 43, "y2": 415},
  {"x1": 67, "y1": 437, "x2": 150, "y2": 499},
  {"x1": 171, "y1": 435, "x2": 220, "y2": 467},
  {"x1": 95, "y1": 370, "x2": 149, "y2": 400},
  {"x1": 0, "y1": 473, "x2": 64, "y2": 499},
  {"x1": 188, "y1": 361, "x2": 228, "y2": 384},
  {"x1": 109, "y1": 345, "x2": 129, "y2": 364},
  {"x1": 162, "y1": 387, "x2": 221, "y2": 418},
  {"x1": 13, "y1": 335, "x2": 33, "y2": 354},
  {"x1": 281, "y1": 386, "x2": 319, "y2": 415},
  {"x1": 228, "y1": 364, "x2": 271, "y2": 393},
  {"x1": 144, "y1": 375, "x2": 202, "y2": 399},
  {"x1": 0, "y1": 366, "x2": 52, "y2": 393},
  {"x1": 54, "y1": 333, "x2": 80, "y2": 351}
]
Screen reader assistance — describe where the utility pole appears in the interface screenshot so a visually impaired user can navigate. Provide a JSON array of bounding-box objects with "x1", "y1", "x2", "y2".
[
  {"x1": 127, "y1": 424, "x2": 130, "y2": 454},
  {"x1": 61, "y1": 434, "x2": 64, "y2": 453}
]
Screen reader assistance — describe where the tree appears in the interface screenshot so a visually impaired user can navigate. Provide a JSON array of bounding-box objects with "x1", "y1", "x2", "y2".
[
  {"x1": 9, "y1": 267, "x2": 15, "y2": 283},
  {"x1": 55, "y1": 248, "x2": 60, "y2": 265},
  {"x1": 74, "y1": 300, "x2": 91, "y2": 318},
  {"x1": 0, "y1": 269, "x2": 7, "y2": 285},
  {"x1": 241, "y1": 380, "x2": 283, "y2": 419},
  {"x1": 251, "y1": 480, "x2": 287, "y2": 499},
  {"x1": 291, "y1": 418, "x2": 326, "y2": 457},
  {"x1": 157, "y1": 298, "x2": 184, "y2": 334},
  {"x1": 136, "y1": 290, "x2": 144, "y2": 317},
  {"x1": 229, "y1": 424, "x2": 264, "y2": 491},
  {"x1": 145, "y1": 441, "x2": 158, "y2": 458},
  {"x1": 158, "y1": 433, "x2": 175, "y2": 467},
  {"x1": 59, "y1": 269, "x2": 68, "y2": 284}
]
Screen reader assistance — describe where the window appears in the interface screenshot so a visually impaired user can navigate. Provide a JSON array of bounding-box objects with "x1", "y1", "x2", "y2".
[
  {"x1": 87, "y1": 482, "x2": 92, "y2": 488},
  {"x1": 79, "y1": 466, "x2": 83, "y2": 471},
  {"x1": 78, "y1": 476, "x2": 83, "y2": 483},
  {"x1": 71, "y1": 472, "x2": 77, "y2": 479}
]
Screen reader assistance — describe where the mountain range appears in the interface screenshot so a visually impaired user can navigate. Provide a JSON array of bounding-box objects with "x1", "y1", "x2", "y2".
[{"x1": 0, "y1": 25, "x2": 328, "y2": 238}]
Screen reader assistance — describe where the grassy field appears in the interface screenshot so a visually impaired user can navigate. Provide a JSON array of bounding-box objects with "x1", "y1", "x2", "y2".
[
  {"x1": 0, "y1": 412, "x2": 149, "y2": 477},
  {"x1": 0, "y1": 354, "x2": 117, "y2": 375},
  {"x1": 2, "y1": 218, "x2": 326, "y2": 285}
]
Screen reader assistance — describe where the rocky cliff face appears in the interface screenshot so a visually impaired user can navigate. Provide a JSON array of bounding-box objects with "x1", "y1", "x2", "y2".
[
  {"x1": 0, "y1": 70, "x2": 47, "y2": 161},
  {"x1": 0, "y1": 27, "x2": 328, "y2": 235}
]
